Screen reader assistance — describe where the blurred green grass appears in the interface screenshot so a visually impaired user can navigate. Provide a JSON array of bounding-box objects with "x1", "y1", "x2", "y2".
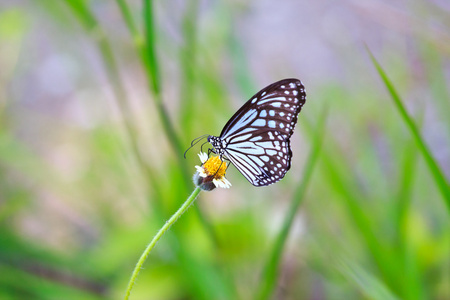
[{"x1": 0, "y1": 1, "x2": 449, "y2": 300}]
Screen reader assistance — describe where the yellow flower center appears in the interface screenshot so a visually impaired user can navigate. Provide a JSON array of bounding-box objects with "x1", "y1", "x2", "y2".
[{"x1": 203, "y1": 156, "x2": 227, "y2": 178}]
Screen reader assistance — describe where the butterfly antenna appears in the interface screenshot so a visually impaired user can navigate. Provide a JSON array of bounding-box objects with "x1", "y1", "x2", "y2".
[
  {"x1": 200, "y1": 140, "x2": 210, "y2": 154},
  {"x1": 184, "y1": 134, "x2": 209, "y2": 158}
]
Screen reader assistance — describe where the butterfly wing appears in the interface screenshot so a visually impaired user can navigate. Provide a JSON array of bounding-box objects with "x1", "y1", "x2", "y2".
[{"x1": 219, "y1": 78, "x2": 306, "y2": 186}]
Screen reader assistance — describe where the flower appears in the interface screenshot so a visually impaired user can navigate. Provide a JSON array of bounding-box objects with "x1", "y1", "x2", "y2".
[{"x1": 193, "y1": 152, "x2": 231, "y2": 191}]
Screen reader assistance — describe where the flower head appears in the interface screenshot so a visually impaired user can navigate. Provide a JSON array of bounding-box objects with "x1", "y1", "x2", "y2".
[{"x1": 193, "y1": 152, "x2": 231, "y2": 191}]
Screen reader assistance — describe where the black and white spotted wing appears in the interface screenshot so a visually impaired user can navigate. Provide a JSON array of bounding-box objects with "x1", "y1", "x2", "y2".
[{"x1": 207, "y1": 78, "x2": 306, "y2": 186}]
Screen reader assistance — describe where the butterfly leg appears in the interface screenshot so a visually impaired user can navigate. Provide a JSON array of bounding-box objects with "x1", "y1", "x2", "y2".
[
  {"x1": 207, "y1": 147, "x2": 216, "y2": 158},
  {"x1": 221, "y1": 156, "x2": 231, "y2": 172},
  {"x1": 211, "y1": 159, "x2": 227, "y2": 178},
  {"x1": 215, "y1": 160, "x2": 222, "y2": 175}
]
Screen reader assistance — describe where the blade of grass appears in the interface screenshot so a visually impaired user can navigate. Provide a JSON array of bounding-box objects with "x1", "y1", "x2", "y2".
[
  {"x1": 140, "y1": 0, "x2": 192, "y2": 188},
  {"x1": 340, "y1": 260, "x2": 400, "y2": 300},
  {"x1": 116, "y1": 0, "x2": 191, "y2": 189},
  {"x1": 63, "y1": 0, "x2": 164, "y2": 209},
  {"x1": 0, "y1": 264, "x2": 104, "y2": 300},
  {"x1": 112, "y1": 0, "x2": 191, "y2": 199},
  {"x1": 367, "y1": 48, "x2": 450, "y2": 212},
  {"x1": 143, "y1": 0, "x2": 160, "y2": 96},
  {"x1": 395, "y1": 131, "x2": 420, "y2": 233},
  {"x1": 114, "y1": 0, "x2": 139, "y2": 40},
  {"x1": 142, "y1": 0, "x2": 174, "y2": 140},
  {"x1": 179, "y1": 0, "x2": 199, "y2": 139},
  {"x1": 256, "y1": 109, "x2": 328, "y2": 300},
  {"x1": 395, "y1": 130, "x2": 424, "y2": 300}
]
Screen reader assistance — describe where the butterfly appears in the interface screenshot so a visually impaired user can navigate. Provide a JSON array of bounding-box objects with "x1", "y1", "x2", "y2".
[{"x1": 206, "y1": 78, "x2": 306, "y2": 186}]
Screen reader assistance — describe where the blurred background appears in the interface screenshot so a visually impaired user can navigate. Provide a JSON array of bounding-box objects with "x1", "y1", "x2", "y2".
[{"x1": 0, "y1": 0, "x2": 449, "y2": 299}]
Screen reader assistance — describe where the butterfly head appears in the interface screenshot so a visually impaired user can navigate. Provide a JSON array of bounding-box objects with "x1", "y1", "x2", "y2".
[{"x1": 207, "y1": 135, "x2": 227, "y2": 158}]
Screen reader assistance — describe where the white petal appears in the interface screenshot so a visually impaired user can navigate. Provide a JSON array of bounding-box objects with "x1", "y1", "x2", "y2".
[
  {"x1": 213, "y1": 177, "x2": 231, "y2": 189},
  {"x1": 195, "y1": 166, "x2": 207, "y2": 177},
  {"x1": 198, "y1": 152, "x2": 208, "y2": 163},
  {"x1": 222, "y1": 177, "x2": 232, "y2": 188},
  {"x1": 212, "y1": 178, "x2": 222, "y2": 188}
]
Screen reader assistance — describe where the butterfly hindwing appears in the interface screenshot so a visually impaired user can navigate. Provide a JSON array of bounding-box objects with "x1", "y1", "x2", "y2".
[{"x1": 224, "y1": 130, "x2": 293, "y2": 186}]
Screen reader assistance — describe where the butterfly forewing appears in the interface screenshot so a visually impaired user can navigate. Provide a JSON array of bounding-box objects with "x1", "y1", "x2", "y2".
[
  {"x1": 220, "y1": 79, "x2": 305, "y2": 139},
  {"x1": 210, "y1": 78, "x2": 306, "y2": 186}
]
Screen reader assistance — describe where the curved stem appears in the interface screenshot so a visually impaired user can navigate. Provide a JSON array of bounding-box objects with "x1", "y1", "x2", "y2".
[{"x1": 124, "y1": 186, "x2": 202, "y2": 300}]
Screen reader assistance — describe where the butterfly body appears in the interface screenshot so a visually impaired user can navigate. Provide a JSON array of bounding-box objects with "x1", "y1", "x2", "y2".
[{"x1": 208, "y1": 78, "x2": 306, "y2": 186}]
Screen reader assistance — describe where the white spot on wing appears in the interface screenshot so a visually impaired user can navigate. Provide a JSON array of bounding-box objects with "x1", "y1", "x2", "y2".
[
  {"x1": 267, "y1": 149, "x2": 277, "y2": 156},
  {"x1": 250, "y1": 136, "x2": 263, "y2": 142},
  {"x1": 252, "y1": 119, "x2": 266, "y2": 127}
]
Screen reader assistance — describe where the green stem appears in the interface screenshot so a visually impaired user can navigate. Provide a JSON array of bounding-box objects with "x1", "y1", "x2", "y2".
[{"x1": 124, "y1": 186, "x2": 202, "y2": 300}]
